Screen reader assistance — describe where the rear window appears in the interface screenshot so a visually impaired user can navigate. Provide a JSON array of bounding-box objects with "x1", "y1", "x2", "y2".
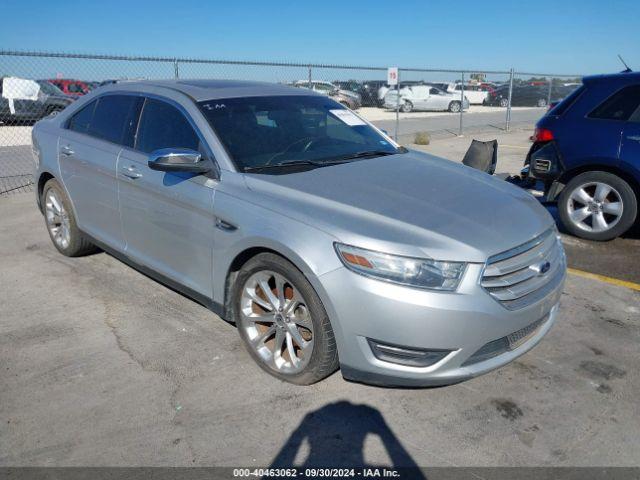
[
  {"x1": 548, "y1": 85, "x2": 585, "y2": 116},
  {"x1": 67, "y1": 100, "x2": 97, "y2": 134},
  {"x1": 588, "y1": 85, "x2": 640, "y2": 121}
]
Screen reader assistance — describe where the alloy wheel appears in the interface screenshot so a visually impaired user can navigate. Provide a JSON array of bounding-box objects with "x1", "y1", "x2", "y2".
[
  {"x1": 566, "y1": 181, "x2": 623, "y2": 233},
  {"x1": 239, "y1": 270, "x2": 314, "y2": 374},
  {"x1": 45, "y1": 188, "x2": 71, "y2": 250}
]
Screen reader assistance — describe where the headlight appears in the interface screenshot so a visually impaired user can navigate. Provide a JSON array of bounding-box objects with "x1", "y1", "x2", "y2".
[{"x1": 334, "y1": 243, "x2": 466, "y2": 291}]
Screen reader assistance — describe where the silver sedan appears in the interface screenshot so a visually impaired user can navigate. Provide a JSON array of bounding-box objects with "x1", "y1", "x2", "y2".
[{"x1": 32, "y1": 79, "x2": 565, "y2": 386}]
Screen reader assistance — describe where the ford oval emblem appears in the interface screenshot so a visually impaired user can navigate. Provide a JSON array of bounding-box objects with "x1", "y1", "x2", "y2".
[{"x1": 532, "y1": 261, "x2": 551, "y2": 276}]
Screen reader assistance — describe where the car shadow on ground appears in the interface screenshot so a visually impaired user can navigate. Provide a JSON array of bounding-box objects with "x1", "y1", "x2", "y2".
[{"x1": 269, "y1": 401, "x2": 426, "y2": 476}]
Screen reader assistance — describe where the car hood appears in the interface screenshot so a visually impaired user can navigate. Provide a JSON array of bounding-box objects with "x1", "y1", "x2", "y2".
[{"x1": 243, "y1": 151, "x2": 554, "y2": 262}]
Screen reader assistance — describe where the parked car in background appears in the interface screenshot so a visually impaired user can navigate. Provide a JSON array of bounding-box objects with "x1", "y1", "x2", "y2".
[
  {"x1": 384, "y1": 85, "x2": 470, "y2": 112},
  {"x1": 378, "y1": 81, "x2": 427, "y2": 107},
  {"x1": 0, "y1": 77, "x2": 74, "y2": 125},
  {"x1": 36, "y1": 80, "x2": 75, "y2": 115},
  {"x1": 525, "y1": 71, "x2": 640, "y2": 241},
  {"x1": 292, "y1": 80, "x2": 361, "y2": 109},
  {"x1": 32, "y1": 79, "x2": 565, "y2": 386},
  {"x1": 359, "y1": 80, "x2": 388, "y2": 107},
  {"x1": 485, "y1": 84, "x2": 578, "y2": 108},
  {"x1": 448, "y1": 83, "x2": 494, "y2": 104},
  {"x1": 47, "y1": 79, "x2": 91, "y2": 97}
]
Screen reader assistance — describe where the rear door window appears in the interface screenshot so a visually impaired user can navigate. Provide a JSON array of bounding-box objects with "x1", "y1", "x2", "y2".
[
  {"x1": 588, "y1": 85, "x2": 640, "y2": 121},
  {"x1": 135, "y1": 98, "x2": 201, "y2": 154},
  {"x1": 88, "y1": 95, "x2": 142, "y2": 146}
]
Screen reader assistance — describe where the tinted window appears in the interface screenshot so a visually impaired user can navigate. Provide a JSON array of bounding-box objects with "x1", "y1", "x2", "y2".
[
  {"x1": 67, "y1": 100, "x2": 97, "y2": 134},
  {"x1": 88, "y1": 95, "x2": 141, "y2": 146},
  {"x1": 588, "y1": 85, "x2": 640, "y2": 121},
  {"x1": 136, "y1": 98, "x2": 201, "y2": 154},
  {"x1": 549, "y1": 85, "x2": 585, "y2": 116}
]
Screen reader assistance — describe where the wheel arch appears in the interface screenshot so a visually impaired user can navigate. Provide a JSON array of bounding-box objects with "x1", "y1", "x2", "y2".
[
  {"x1": 219, "y1": 239, "x2": 338, "y2": 324},
  {"x1": 550, "y1": 164, "x2": 640, "y2": 202},
  {"x1": 36, "y1": 171, "x2": 56, "y2": 213}
]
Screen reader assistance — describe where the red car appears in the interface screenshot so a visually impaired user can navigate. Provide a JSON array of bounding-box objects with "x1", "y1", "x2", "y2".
[{"x1": 47, "y1": 79, "x2": 91, "y2": 96}]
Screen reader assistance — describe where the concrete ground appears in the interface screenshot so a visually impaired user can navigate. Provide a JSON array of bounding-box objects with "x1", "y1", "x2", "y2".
[{"x1": 1, "y1": 193, "x2": 639, "y2": 467}]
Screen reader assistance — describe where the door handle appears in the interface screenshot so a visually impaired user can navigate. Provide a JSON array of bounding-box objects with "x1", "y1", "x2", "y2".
[
  {"x1": 121, "y1": 165, "x2": 142, "y2": 179},
  {"x1": 626, "y1": 135, "x2": 640, "y2": 142},
  {"x1": 60, "y1": 145, "x2": 74, "y2": 156},
  {"x1": 215, "y1": 218, "x2": 237, "y2": 232}
]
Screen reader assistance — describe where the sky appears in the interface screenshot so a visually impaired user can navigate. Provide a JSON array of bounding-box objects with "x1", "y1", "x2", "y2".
[{"x1": 1, "y1": 0, "x2": 639, "y2": 77}]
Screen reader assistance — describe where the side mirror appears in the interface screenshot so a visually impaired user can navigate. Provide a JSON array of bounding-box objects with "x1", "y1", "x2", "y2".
[{"x1": 148, "y1": 148, "x2": 210, "y2": 173}]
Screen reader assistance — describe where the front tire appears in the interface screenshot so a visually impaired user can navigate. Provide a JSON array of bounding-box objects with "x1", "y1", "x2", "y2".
[
  {"x1": 499, "y1": 98, "x2": 509, "y2": 108},
  {"x1": 558, "y1": 171, "x2": 637, "y2": 241},
  {"x1": 232, "y1": 253, "x2": 339, "y2": 385},
  {"x1": 42, "y1": 178, "x2": 98, "y2": 256},
  {"x1": 448, "y1": 101, "x2": 461, "y2": 113},
  {"x1": 537, "y1": 98, "x2": 548, "y2": 108}
]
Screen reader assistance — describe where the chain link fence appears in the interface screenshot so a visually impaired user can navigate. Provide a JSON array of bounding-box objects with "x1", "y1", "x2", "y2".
[{"x1": 0, "y1": 50, "x2": 582, "y2": 196}]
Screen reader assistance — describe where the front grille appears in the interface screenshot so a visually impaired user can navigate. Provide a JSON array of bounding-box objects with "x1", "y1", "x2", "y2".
[{"x1": 481, "y1": 229, "x2": 565, "y2": 310}]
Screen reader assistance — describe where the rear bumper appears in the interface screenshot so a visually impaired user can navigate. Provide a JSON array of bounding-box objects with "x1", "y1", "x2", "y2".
[
  {"x1": 525, "y1": 140, "x2": 567, "y2": 201},
  {"x1": 526, "y1": 141, "x2": 565, "y2": 182}
]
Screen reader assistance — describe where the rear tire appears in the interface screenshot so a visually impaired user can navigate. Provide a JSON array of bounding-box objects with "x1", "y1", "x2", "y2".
[
  {"x1": 232, "y1": 253, "x2": 339, "y2": 385},
  {"x1": 448, "y1": 101, "x2": 461, "y2": 113},
  {"x1": 558, "y1": 171, "x2": 637, "y2": 241},
  {"x1": 42, "y1": 178, "x2": 98, "y2": 256},
  {"x1": 400, "y1": 101, "x2": 413, "y2": 113},
  {"x1": 499, "y1": 98, "x2": 509, "y2": 108},
  {"x1": 537, "y1": 98, "x2": 547, "y2": 108}
]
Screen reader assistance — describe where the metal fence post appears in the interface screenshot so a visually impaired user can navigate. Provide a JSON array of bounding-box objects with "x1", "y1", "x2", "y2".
[
  {"x1": 458, "y1": 71, "x2": 464, "y2": 136},
  {"x1": 506, "y1": 68, "x2": 514, "y2": 131},
  {"x1": 395, "y1": 69, "x2": 400, "y2": 142},
  {"x1": 174, "y1": 59, "x2": 179, "y2": 79},
  {"x1": 547, "y1": 76, "x2": 553, "y2": 106},
  {"x1": 308, "y1": 65, "x2": 312, "y2": 88}
]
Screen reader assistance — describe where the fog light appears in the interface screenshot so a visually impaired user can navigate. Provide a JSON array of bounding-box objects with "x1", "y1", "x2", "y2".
[{"x1": 367, "y1": 339, "x2": 450, "y2": 367}]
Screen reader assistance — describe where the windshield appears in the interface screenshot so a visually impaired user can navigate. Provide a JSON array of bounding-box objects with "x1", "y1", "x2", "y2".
[
  {"x1": 38, "y1": 81, "x2": 64, "y2": 95},
  {"x1": 198, "y1": 95, "x2": 401, "y2": 172}
]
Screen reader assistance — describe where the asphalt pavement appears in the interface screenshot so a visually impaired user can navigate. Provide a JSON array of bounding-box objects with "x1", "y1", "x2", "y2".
[{"x1": 1, "y1": 190, "x2": 639, "y2": 467}]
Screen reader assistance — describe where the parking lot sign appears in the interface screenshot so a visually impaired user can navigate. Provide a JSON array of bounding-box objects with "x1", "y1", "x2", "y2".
[{"x1": 387, "y1": 67, "x2": 398, "y2": 86}]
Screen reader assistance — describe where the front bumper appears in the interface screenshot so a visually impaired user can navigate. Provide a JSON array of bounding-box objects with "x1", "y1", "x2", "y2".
[{"x1": 319, "y1": 263, "x2": 565, "y2": 387}]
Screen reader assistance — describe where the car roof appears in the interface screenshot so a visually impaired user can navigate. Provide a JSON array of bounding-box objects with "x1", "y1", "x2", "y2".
[
  {"x1": 582, "y1": 71, "x2": 640, "y2": 86},
  {"x1": 104, "y1": 79, "x2": 321, "y2": 101}
]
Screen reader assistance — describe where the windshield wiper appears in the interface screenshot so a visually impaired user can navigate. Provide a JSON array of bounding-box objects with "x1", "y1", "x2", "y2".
[
  {"x1": 243, "y1": 160, "x2": 323, "y2": 173},
  {"x1": 243, "y1": 150, "x2": 402, "y2": 173},
  {"x1": 334, "y1": 150, "x2": 398, "y2": 161}
]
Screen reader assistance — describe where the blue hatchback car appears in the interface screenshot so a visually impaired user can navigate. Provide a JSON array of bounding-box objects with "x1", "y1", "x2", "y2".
[{"x1": 526, "y1": 72, "x2": 640, "y2": 241}]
